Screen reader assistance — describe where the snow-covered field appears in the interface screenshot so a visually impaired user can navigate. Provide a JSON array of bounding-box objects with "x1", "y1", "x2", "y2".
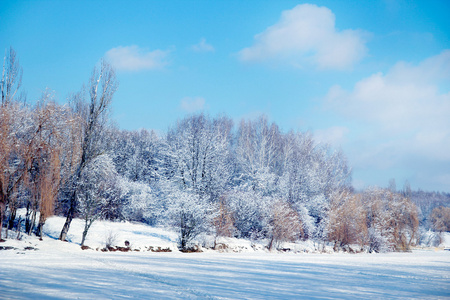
[{"x1": 1, "y1": 216, "x2": 449, "y2": 299}]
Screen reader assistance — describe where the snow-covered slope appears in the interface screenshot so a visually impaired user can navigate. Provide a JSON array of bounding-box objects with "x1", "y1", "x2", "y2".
[{"x1": 44, "y1": 215, "x2": 179, "y2": 251}]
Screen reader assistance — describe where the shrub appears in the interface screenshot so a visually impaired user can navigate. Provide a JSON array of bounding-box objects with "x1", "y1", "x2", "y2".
[
  {"x1": 430, "y1": 206, "x2": 450, "y2": 233},
  {"x1": 363, "y1": 188, "x2": 419, "y2": 252},
  {"x1": 328, "y1": 192, "x2": 367, "y2": 251},
  {"x1": 268, "y1": 200, "x2": 303, "y2": 250}
]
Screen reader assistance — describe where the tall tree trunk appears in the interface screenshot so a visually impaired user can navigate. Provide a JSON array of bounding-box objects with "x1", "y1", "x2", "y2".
[
  {"x1": 25, "y1": 202, "x2": 32, "y2": 234},
  {"x1": 81, "y1": 218, "x2": 94, "y2": 247},
  {"x1": 268, "y1": 235, "x2": 274, "y2": 251},
  {"x1": 0, "y1": 183, "x2": 6, "y2": 241},
  {"x1": 7, "y1": 205, "x2": 16, "y2": 230},
  {"x1": 0, "y1": 201, "x2": 5, "y2": 241},
  {"x1": 36, "y1": 213, "x2": 46, "y2": 239},
  {"x1": 58, "y1": 61, "x2": 117, "y2": 241},
  {"x1": 27, "y1": 209, "x2": 36, "y2": 236},
  {"x1": 59, "y1": 170, "x2": 81, "y2": 241},
  {"x1": 59, "y1": 201, "x2": 75, "y2": 241},
  {"x1": 60, "y1": 166, "x2": 84, "y2": 241}
]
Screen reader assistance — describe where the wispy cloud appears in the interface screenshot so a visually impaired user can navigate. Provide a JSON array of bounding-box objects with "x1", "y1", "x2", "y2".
[
  {"x1": 180, "y1": 97, "x2": 206, "y2": 113},
  {"x1": 238, "y1": 4, "x2": 368, "y2": 69},
  {"x1": 105, "y1": 45, "x2": 170, "y2": 71},
  {"x1": 191, "y1": 38, "x2": 215, "y2": 53}
]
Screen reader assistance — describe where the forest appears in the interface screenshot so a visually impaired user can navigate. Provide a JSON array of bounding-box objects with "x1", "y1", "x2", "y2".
[{"x1": 1, "y1": 47, "x2": 449, "y2": 253}]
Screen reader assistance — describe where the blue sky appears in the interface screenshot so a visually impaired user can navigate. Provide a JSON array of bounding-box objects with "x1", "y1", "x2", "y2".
[{"x1": 1, "y1": 0, "x2": 449, "y2": 192}]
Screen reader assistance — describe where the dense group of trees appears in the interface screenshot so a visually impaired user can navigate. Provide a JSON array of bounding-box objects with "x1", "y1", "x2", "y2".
[
  {"x1": 1, "y1": 48, "x2": 449, "y2": 252},
  {"x1": 106, "y1": 114, "x2": 355, "y2": 250}
]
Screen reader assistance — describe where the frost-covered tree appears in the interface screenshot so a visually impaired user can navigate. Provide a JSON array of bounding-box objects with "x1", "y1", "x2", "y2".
[
  {"x1": 363, "y1": 188, "x2": 419, "y2": 252},
  {"x1": 163, "y1": 114, "x2": 233, "y2": 249},
  {"x1": 1, "y1": 47, "x2": 23, "y2": 105},
  {"x1": 224, "y1": 190, "x2": 271, "y2": 239},
  {"x1": 278, "y1": 131, "x2": 351, "y2": 241},
  {"x1": 409, "y1": 190, "x2": 450, "y2": 229},
  {"x1": 59, "y1": 61, "x2": 118, "y2": 241},
  {"x1": 107, "y1": 127, "x2": 169, "y2": 224},
  {"x1": 165, "y1": 187, "x2": 211, "y2": 250},
  {"x1": 0, "y1": 47, "x2": 24, "y2": 240},
  {"x1": 430, "y1": 206, "x2": 450, "y2": 233},
  {"x1": 111, "y1": 128, "x2": 164, "y2": 183},
  {"x1": 77, "y1": 155, "x2": 118, "y2": 246},
  {"x1": 234, "y1": 116, "x2": 281, "y2": 195},
  {"x1": 167, "y1": 114, "x2": 232, "y2": 200},
  {"x1": 0, "y1": 53, "x2": 72, "y2": 240},
  {"x1": 388, "y1": 178, "x2": 397, "y2": 193},
  {"x1": 0, "y1": 103, "x2": 31, "y2": 239},
  {"x1": 118, "y1": 178, "x2": 160, "y2": 224}
]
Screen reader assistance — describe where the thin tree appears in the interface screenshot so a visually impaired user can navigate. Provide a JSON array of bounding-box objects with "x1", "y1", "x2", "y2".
[
  {"x1": 59, "y1": 61, "x2": 117, "y2": 241},
  {"x1": 0, "y1": 47, "x2": 23, "y2": 240},
  {"x1": 1, "y1": 47, "x2": 22, "y2": 106},
  {"x1": 32, "y1": 99, "x2": 67, "y2": 238}
]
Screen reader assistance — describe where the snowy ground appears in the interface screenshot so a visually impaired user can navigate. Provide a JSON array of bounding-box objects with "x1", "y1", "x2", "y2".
[{"x1": 1, "y1": 216, "x2": 449, "y2": 299}]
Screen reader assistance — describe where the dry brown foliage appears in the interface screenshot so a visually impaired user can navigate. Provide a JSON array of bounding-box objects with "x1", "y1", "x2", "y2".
[
  {"x1": 268, "y1": 200, "x2": 303, "y2": 250},
  {"x1": 430, "y1": 206, "x2": 450, "y2": 233},
  {"x1": 0, "y1": 102, "x2": 28, "y2": 239},
  {"x1": 328, "y1": 191, "x2": 368, "y2": 251},
  {"x1": 363, "y1": 189, "x2": 419, "y2": 251},
  {"x1": 212, "y1": 201, "x2": 236, "y2": 249}
]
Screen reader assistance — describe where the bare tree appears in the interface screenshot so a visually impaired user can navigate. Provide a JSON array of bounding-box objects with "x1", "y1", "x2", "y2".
[
  {"x1": 0, "y1": 47, "x2": 24, "y2": 240},
  {"x1": 212, "y1": 199, "x2": 236, "y2": 248},
  {"x1": 268, "y1": 199, "x2": 302, "y2": 250},
  {"x1": 363, "y1": 188, "x2": 419, "y2": 252},
  {"x1": 430, "y1": 206, "x2": 450, "y2": 233},
  {"x1": 59, "y1": 61, "x2": 118, "y2": 241},
  {"x1": 1, "y1": 47, "x2": 23, "y2": 105},
  {"x1": 328, "y1": 191, "x2": 367, "y2": 251},
  {"x1": 388, "y1": 178, "x2": 396, "y2": 193},
  {"x1": 27, "y1": 97, "x2": 68, "y2": 238}
]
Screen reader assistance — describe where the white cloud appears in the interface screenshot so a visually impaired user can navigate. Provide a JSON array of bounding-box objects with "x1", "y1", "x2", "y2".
[
  {"x1": 238, "y1": 4, "x2": 368, "y2": 69},
  {"x1": 191, "y1": 38, "x2": 215, "y2": 52},
  {"x1": 314, "y1": 126, "x2": 349, "y2": 146},
  {"x1": 325, "y1": 50, "x2": 450, "y2": 189},
  {"x1": 105, "y1": 45, "x2": 170, "y2": 71},
  {"x1": 180, "y1": 97, "x2": 206, "y2": 113}
]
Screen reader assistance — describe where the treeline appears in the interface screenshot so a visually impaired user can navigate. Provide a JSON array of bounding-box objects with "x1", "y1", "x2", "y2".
[
  {"x1": 1, "y1": 48, "x2": 448, "y2": 252},
  {"x1": 409, "y1": 189, "x2": 450, "y2": 228}
]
